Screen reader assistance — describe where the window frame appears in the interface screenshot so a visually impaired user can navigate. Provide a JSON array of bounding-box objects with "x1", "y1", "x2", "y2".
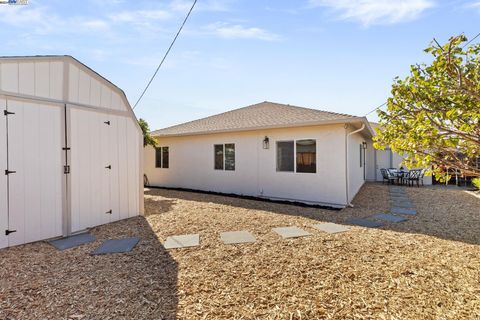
[
  {"x1": 214, "y1": 143, "x2": 235, "y2": 171},
  {"x1": 155, "y1": 146, "x2": 169, "y2": 169},
  {"x1": 359, "y1": 144, "x2": 363, "y2": 168},
  {"x1": 276, "y1": 139, "x2": 317, "y2": 174}
]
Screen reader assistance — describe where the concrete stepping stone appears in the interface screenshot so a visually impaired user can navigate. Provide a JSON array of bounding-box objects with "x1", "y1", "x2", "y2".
[
  {"x1": 347, "y1": 218, "x2": 383, "y2": 228},
  {"x1": 313, "y1": 223, "x2": 349, "y2": 234},
  {"x1": 49, "y1": 233, "x2": 96, "y2": 251},
  {"x1": 164, "y1": 234, "x2": 200, "y2": 249},
  {"x1": 220, "y1": 231, "x2": 256, "y2": 245},
  {"x1": 91, "y1": 237, "x2": 140, "y2": 255},
  {"x1": 390, "y1": 201, "x2": 414, "y2": 208},
  {"x1": 372, "y1": 213, "x2": 407, "y2": 223},
  {"x1": 390, "y1": 196, "x2": 410, "y2": 202},
  {"x1": 391, "y1": 207, "x2": 417, "y2": 216},
  {"x1": 272, "y1": 226, "x2": 311, "y2": 239}
]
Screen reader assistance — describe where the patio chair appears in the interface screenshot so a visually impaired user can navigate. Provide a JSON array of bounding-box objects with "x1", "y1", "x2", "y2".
[
  {"x1": 380, "y1": 168, "x2": 396, "y2": 184},
  {"x1": 418, "y1": 169, "x2": 425, "y2": 186},
  {"x1": 407, "y1": 169, "x2": 421, "y2": 187}
]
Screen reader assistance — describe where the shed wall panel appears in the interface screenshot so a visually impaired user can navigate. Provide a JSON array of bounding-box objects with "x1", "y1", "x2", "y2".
[
  {"x1": 78, "y1": 70, "x2": 91, "y2": 105},
  {"x1": 18, "y1": 62, "x2": 35, "y2": 96},
  {"x1": 49, "y1": 61, "x2": 64, "y2": 100},
  {"x1": 68, "y1": 64, "x2": 79, "y2": 104},
  {"x1": 34, "y1": 62, "x2": 50, "y2": 98},
  {"x1": 100, "y1": 84, "x2": 112, "y2": 109},
  {"x1": 1, "y1": 62, "x2": 19, "y2": 93}
]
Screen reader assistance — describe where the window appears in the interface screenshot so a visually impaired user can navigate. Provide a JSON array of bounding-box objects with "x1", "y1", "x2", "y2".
[
  {"x1": 277, "y1": 139, "x2": 316, "y2": 173},
  {"x1": 162, "y1": 147, "x2": 169, "y2": 168},
  {"x1": 225, "y1": 143, "x2": 235, "y2": 171},
  {"x1": 215, "y1": 143, "x2": 235, "y2": 170},
  {"x1": 214, "y1": 144, "x2": 224, "y2": 170},
  {"x1": 296, "y1": 139, "x2": 316, "y2": 173},
  {"x1": 155, "y1": 146, "x2": 169, "y2": 168},
  {"x1": 277, "y1": 141, "x2": 294, "y2": 172}
]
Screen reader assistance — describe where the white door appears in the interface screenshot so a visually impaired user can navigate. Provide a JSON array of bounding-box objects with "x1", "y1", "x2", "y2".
[
  {"x1": 0, "y1": 98, "x2": 8, "y2": 249},
  {"x1": 6, "y1": 100, "x2": 63, "y2": 246},
  {"x1": 70, "y1": 108, "x2": 111, "y2": 232}
]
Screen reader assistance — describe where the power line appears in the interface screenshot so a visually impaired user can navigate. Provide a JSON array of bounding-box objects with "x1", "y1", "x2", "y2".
[
  {"x1": 462, "y1": 31, "x2": 480, "y2": 48},
  {"x1": 364, "y1": 101, "x2": 387, "y2": 116},
  {"x1": 133, "y1": 0, "x2": 198, "y2": 110}
]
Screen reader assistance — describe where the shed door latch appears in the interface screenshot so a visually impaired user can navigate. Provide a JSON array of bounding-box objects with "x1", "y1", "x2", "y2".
[
  {"x1": 64, "y1": 165, "x2": 70, "y2": 174},
  {"x1": 5, "y1": 170, "x2": 16, "y2": 175},
  {"x1": 5, "y1": 229, "x2": 17, "y2": 236},
  {"x1": 104, "y1": 121, "x2": 110, "y2": 125},
  {"x1": 105, "y1": 165, "x2": 111, "y2": 170},
  {"x1": 105, "y1": 209, "x2": 112, "y2": 214},
  {"x1": 3, "y1": 110, "x2": 14, "y2": 116}
]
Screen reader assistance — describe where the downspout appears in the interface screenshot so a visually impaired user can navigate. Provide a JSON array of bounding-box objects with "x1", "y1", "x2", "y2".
[{"x1": 345, "y1": 123, "x2": 366, "y2": 207}]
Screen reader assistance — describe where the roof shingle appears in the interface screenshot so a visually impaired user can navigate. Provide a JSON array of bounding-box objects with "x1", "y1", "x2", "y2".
[{"x1": 152, "y1": 101, "x2": 364, "y2": 137}]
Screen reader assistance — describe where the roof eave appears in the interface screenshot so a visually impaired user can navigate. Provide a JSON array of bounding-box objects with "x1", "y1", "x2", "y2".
[{"x1": 152, "y1": 117, "x2": 369, "y2": 138}]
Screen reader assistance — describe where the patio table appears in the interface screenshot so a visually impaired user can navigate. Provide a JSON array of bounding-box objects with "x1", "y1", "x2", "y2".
[{"x1": 391, "y1": 170, "x2": 409, "y2": 185}]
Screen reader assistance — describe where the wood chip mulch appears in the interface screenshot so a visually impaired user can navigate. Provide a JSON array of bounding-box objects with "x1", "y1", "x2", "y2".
[{"x1": 1, "y1": 183, "x2": 479, "y2": 319}]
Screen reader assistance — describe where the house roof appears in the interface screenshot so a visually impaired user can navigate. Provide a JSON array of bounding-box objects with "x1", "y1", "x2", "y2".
[{"x1": 152, "y1": 101, "x2": 374, "y2": 137}]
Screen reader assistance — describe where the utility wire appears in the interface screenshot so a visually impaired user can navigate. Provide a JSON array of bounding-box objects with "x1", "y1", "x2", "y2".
[
  {"x1": 133, "y1": 0, "x2": 198, "y2": 110},
  {"x1": 462, "y1": 31, "x2": 480, "y2": 48},
  {"x1": 364, "y1": 101, "x2": 387, "y2": 117},
  {"x1": 366, "y1": 32, "x2": 479, "y2": 117}
]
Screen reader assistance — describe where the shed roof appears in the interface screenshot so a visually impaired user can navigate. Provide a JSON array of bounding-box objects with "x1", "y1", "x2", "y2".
[{"x1": 152, "y1": 101, "x2": 374, "y2": 137}]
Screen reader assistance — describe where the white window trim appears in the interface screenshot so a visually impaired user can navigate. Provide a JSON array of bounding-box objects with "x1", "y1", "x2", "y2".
[
  {"x1": 214, "y1": 143, "x2": 235, "y2": 171},
  {"x1": 155, "y1": 146, "x2": 169, "y2": 169},
  {"x1": 276, "y1": 139, "x2": 317, "y2": 174}
]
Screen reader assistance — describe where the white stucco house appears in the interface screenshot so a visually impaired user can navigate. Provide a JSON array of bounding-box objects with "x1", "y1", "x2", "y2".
[{"x1": 145, "y1": 101, "x2": 386, "y2": 208}]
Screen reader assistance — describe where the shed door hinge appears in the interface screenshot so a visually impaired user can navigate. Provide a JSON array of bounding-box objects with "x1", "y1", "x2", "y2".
[
  {"x1": 5, "y1": 229, "x2": 17, "y2": 236},
  {"x1": 64, "y1": 165, "x2": 70, "y2": 174},
  {"x1": 105, "y1": 165, "x2": 111, "y2": 170},
  {"x1": 5, "y1": 170, "x2": 16, "y2": 175},
  {"x1": 3, "y1": 110, "x2": 14, "y2": 116},
  {"x1": 105, "y1": 209, "x2": 112, "y2": 214},
  {"x1": 104, "y1": 121, "x2": 110, "y2": 125}
]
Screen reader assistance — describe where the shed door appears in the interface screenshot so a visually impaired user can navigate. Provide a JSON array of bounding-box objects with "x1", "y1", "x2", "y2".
[
  {"x1": 70, "y1": 108, "x2": 111, "y2": 232},
  {"x1": 6, "y1": 100, "x2": 63, "y2": 247},
  {"x1": 0, "y1": 98, "x2": 8, "y2": 249}
]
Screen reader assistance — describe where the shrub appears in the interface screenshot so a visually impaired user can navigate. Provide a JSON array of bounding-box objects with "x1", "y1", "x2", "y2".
[{"x1": 472, "y1": 178, "x2": 480, "y2": 190}]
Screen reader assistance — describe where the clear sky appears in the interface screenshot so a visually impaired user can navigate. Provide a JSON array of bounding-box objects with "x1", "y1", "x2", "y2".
[{"x1": 0, "y1": 0, "x2": 477, "y2": 130}]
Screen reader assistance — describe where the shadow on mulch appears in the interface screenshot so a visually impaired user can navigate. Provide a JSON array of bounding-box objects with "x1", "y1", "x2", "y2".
[
  {"x1": 0, "y1": 217, "x2": 179, "y2": 320},
  {"x1": 145, "y1": 183, "x2": 480, "y2": 246}
]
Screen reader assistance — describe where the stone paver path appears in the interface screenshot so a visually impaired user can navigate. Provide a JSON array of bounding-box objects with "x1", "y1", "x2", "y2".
[
  {"x1": 164, "y1": 234, "x2": 200, "y2": 249},
  {"x1": 347, "y1": 218, "x2": 384, "y2": 228},
  {"x1": 272, "y1": 226, "x2": 311, "y2": 239},
  {"x1": 220, "y1": 231, "x2": 256, "y2": 245},
  {"x1": 313, "y1": 223, "x2": 349, "y2": 234},
  {"x1": 372, "y1": 213, "x2": 407, "y2": 223},
  {"x1": 91, "y1": 237, "x2": 140, "y2": 255}
]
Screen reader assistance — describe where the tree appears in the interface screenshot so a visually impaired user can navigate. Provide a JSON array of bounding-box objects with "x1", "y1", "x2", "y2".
[
  {"x1": 374, "y1": 35, "x2": 480, "y2": 181},
  {"x1": 138, "y1": 118, "x2": 157, "y2": 148}
]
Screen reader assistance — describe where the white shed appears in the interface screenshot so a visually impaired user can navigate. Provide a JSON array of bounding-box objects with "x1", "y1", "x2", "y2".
[{"x1": 0, "y1": 55, "x2": 144, "y2": 249}]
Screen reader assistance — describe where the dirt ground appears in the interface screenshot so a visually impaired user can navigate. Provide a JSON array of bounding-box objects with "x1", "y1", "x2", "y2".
[{"x1": 1, "y1": 183, "x2": 479, "y2": 319}]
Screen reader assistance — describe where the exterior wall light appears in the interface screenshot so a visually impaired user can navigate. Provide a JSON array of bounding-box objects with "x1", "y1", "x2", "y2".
[{"x1": 263, "y1": 136, "x2": 270, "y2": 149}]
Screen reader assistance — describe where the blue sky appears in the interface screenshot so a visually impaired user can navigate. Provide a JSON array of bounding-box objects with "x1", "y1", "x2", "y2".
[{"x1": 0, "y1": 0, "x2": 478, "y2": 130}]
